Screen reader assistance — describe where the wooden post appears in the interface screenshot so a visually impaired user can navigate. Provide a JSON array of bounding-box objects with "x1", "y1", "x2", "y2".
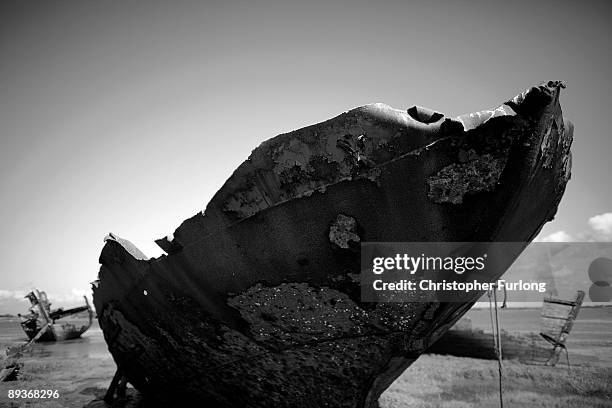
[
  {"x1": 104, "y1": 367, "x2": 128, "y2": 402},
  {"x1": 32, "y1": 290, "x2": 55, "y2": 341}
]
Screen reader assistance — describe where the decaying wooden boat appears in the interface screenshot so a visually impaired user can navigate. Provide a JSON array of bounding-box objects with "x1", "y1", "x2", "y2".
[
  {"x1": 19, "y1": 289, "x2": 93, "y2": 342},
  {"x1": 93, "y1": 81, "x2": 573, "y2": 407}
]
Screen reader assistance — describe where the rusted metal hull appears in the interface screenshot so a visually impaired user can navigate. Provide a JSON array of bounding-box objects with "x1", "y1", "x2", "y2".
[{"x1": 94, "y1": 82, "x2": 573, "y2": 407}]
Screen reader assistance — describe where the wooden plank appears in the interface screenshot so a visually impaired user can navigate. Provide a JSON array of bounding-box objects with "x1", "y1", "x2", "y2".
[
  {"x1": 541, "y1": 302, "x2": 573, "y2": 319},
  {"x1": 543, "y1": 297, "x2": 578, "y2": 306},
  {"x1": 541, "y1": 318, "x2": 565, "y2": 335}
]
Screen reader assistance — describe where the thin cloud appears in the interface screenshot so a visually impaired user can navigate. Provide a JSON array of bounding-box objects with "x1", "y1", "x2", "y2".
[
  {"x1": 0, "y1": 288, "x2": 91, "y2": 307},
  {"x1": 0, "y1": 289, "x2": 26, "y2": 301},
  {"x1": 45, "y1": 288, "x2": 91, "y2": 305},
  {"x1": 537, "y1": 212, "x2": 612, "y2": 242},
  {"x1": 537, "y1": 230, "x2": 574, "y2": 242}
]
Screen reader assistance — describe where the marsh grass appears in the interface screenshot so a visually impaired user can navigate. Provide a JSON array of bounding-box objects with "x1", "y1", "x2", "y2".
[{"x1": 381, "y1": 354, "x2": 612, "y2": 408}]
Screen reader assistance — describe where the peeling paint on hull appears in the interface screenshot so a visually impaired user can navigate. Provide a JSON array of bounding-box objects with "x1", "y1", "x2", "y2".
[{"x1": 93, "y1": 81, "x2": 573, "y2": 407}]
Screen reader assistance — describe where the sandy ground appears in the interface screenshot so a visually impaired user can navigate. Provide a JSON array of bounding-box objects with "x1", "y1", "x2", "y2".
[
  {"x1": 0, "y1": 353, "x2": 118, "y2": 408},
  {"x1": 1, "y1": 307, "x2": 611, "y2": 407},
  {"x1": 1, "y1": 353, "x2": 611, "y2": 408},
  {"x1": 0, "y1": 320, "x2": 121, "y2": 408}
]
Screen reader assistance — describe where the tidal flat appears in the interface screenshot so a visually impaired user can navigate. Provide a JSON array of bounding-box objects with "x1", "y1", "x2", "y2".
[{"x1": 1, "y1": 307, "x2": 611, "y2": 407}]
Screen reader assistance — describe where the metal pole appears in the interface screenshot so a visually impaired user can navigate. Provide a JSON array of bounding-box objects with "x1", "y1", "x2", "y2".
[{"x1": 493, "y1": 287, "x2": 503, "y2": 408}]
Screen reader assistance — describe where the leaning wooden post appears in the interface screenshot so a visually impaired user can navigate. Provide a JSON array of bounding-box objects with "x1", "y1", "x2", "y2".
[{"x1": 104, "y1": 368, "x2": 123, "y2": 402}]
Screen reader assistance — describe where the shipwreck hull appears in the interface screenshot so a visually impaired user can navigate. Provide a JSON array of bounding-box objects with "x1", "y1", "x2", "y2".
[
  {"x1": 94, "y1": 81, "x2": 572, "y2": 407},
  {"x1": 20, "y1": 290, "x2": 93, "y2": 343},
  {"x1": 22, "y1": 321, "x2": 91, "y2": 342}
]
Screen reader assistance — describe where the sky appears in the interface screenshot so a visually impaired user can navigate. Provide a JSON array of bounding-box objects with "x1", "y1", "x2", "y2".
[{"x1": 1, "y1": 0, "x2": 611, "y2": 313}]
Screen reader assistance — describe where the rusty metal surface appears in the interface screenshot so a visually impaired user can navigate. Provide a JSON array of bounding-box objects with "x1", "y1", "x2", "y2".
[{"x1": 93, "y1": 81, "x2": 573, "y2": 407}]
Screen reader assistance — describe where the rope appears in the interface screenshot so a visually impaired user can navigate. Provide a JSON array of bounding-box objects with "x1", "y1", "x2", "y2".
[{"x1": 488, "y1": 286, "x2": 504, "y2": 408}]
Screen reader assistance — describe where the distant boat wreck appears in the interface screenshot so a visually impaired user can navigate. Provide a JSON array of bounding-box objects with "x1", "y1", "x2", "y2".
[
  {"x1": 19, "y1": 289, "x2": 93, "y2": 342},
  {"x1": 94, "y1": 81, "x2": 573, "y2": 407}
]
